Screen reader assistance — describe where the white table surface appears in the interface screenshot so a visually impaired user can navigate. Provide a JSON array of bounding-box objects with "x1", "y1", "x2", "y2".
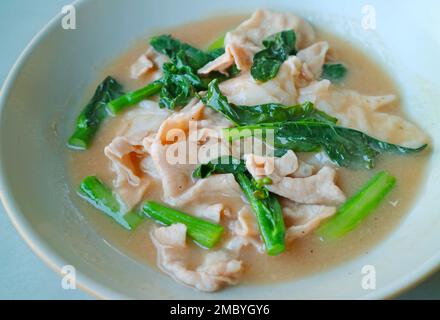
[{"x1": 0, "y1": 0, "x2": 439, "y2": 300}]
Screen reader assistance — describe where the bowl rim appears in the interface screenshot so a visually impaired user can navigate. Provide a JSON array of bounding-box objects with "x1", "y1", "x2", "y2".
[{"x1": 0, "y1": 0, "x2": 439, "y2": 300}]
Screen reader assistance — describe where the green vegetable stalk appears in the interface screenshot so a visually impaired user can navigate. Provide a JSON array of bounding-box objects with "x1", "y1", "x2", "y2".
[
  {"x1": 142, "y1": 201, "x2": 224, "y2": 249},
  {"x1": 316, "y1": 171, "x2": 396, "y2": 240},
  {"x1": 193, "y1": 157, "x2": 286, "y2": 256},
  {"x1": 68, "y1": 76, "x2": 124, "y2": 150},
  {"x1": 78, "y1": 176, "x2": 144, "y2": 230},
  {"x1": 235, "y1": 172, "x2": 286, "y2": 256},
  {"x1": 208, "y1": 34, "x2": 226, "y2": 51},
  {"x1": 107, "y1": 80, "x2": 162, "y2": 114}
]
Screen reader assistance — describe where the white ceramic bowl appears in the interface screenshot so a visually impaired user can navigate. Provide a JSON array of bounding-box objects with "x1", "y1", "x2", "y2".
[{"x1": 1, "y1": 0, "x2": 439, "y2": 299}]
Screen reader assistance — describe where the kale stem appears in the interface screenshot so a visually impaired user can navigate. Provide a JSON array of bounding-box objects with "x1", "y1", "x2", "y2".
[
  {"x1": 235, "y1": 172, "x2": 286, "y2": 256},
  {"x1": 78, "y1": 176, "x2": 144, "y2": 230},
  {"x1": 68, "y1": 76, "x2": 123, "y2": 150},
  {"x1": 317, "y1": 171, "x2": 396, "y2": 240},
  {"x1": 107, "y1": 80, "x2": 163, "y2": 114},
  {"x1": 142, "y1": 201, "x2": 224, "y2": 249}
]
